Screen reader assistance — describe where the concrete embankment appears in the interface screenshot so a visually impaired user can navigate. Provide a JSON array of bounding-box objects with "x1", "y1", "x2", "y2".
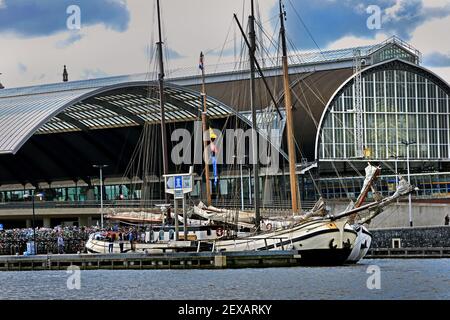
[
  {"x1": 0, "y1": 251, "x2": 304, "y2": 271},
  {"x1": 327, "y1": 200, "x2": 450, "y2": 228}
]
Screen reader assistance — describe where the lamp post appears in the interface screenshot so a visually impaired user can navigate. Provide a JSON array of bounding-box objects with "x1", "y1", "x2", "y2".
[
  {"x1": 24, "y1": 190, "x2": 43, "y2": 255},
  {"x1": 93, "y1": 164, "x2": 108, "y2": 229},
  {"x1": 389, "y1": 153, "x2": 399, "y2": 188},
  {"x1": 233, "y1": 155, "x2": 247, "y2": 210},
  {"x1": 401, "y1": 140, "x2": 416, "y2": 227},
  {"x1": 247, "y1": 165, "x2": 252, "y2": 206}
]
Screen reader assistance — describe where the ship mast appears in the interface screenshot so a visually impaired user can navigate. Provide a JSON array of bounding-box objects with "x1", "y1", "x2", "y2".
[
  {"x1": 156, "y1": 0, "x2": 169, "y2": 188},
  {"x1": 249, "y1": 0, "x2": 261, "y2": 230},
  {"x1": 200, "y1": 52, "x2": 212, "y2": 206},
  {"x1": 279, "y1": 0, "x2": 300, "y2": 214}
]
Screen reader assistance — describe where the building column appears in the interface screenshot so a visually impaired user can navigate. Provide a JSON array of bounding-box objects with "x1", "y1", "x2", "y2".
[
  {"x1": 78, "y1": 216, "x2": 89, "y2": 227},
  {"x1": 86, "y1": 187, "x2": 95, "y2": 201},
  {"x1": 263, "y1": 176, "x2": 274, "y2": 207},
  {"x1": 26, "y1": 219, "x2": 32, "y2": 228},
  {"x1": 43, "y1": 217, "x2": 51, "y2": 228}
]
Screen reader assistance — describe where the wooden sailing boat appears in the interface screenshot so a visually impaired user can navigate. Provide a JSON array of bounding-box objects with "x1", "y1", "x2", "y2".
[
  {"x1": 208, "y1": 0, "x2": 417, "y2": 266},
  {"x1": 86, "y1": 0, "x2": 415, "y2": 263},
  {"x1": 208, "y1": 1, "x2": 356, "y2": 265}
]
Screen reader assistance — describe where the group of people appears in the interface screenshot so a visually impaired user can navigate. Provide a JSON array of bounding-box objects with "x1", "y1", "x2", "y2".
[
  {"x1": 100, "y1": 227, "x2": 146, "y2": 253},
  {"x1": 0, "y1": 226, "x2": 96, "y2": 255}
]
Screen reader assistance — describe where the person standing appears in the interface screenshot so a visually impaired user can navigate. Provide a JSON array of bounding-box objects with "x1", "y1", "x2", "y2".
[
  {"x1": 108, "y1": 233, "x2": 115, "y2": 253},
  {"x1": 128, "y1": 231, "x2": 134, "y2": 252},
  {"x1": 445, "y1": 214, "x2": 449, "y2": 226},
  {"x1": 57, "y1": 234, "x2": 64, "y2": 254},
  {"x1": 118, "y1": 232, "x2": 124, "y2": 253}
]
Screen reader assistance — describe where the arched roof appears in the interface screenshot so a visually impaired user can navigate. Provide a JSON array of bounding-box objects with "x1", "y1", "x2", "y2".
[
  {"x1": 0, "y1": 75, "x2": 239, "y2": 155},
  {"x1": 313, "y1": 58, "x2": 450, "y2": 160}
]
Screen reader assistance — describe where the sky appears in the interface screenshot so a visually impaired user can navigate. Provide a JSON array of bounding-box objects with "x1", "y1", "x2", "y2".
[{"x1": 0, "y1": 0, "x2": 449, "y2": 88}]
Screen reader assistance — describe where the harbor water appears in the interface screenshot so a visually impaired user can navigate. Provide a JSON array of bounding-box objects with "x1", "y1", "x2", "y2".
[{"x1": 0, "y1": 259, "x2": 448, "y2": 300}]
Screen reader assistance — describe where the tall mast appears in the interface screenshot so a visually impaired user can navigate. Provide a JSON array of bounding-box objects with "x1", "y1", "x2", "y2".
[
  {"x1": 249, "y1": 0, "x2": 261, "y2": 229},
  {"x1": 200, "y1": 52, "x2": 212, "y2": 206},
  {"x1": 156, "y1": 0, "x2": 169, "y2": 183},
  {"x1": 279, "y1": 0, "x2": 300, "y2": 214}
]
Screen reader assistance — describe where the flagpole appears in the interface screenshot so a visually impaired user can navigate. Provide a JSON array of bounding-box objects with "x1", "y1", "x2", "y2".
[{"x1": 200, "y1": 52, "x2": 212, "y2": 206}]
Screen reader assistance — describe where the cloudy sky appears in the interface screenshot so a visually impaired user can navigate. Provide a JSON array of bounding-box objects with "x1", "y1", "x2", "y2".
[{"x1": 0, "y1": 0, "x2": 449, "y2": 88}]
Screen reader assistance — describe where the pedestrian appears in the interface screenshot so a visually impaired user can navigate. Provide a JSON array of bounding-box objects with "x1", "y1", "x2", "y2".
[
  {"x1": 57, "y1": 234, "x2": 64, "y2": 254},
  {"x1": 108, "y1": 233, "x2": 115, "y2": 253},
  {"x1": 445, "y1": 214, "x2": 449, "y2": 226},
  {"x1": 128, "y1": 231, "x2": 135, "y2": 252},
  {"x1": 118, "y1": 232, "x2": 124, "y2": 253}
]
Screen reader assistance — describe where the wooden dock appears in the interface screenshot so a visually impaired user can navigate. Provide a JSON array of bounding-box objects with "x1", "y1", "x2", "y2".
[
  {"x1": 365, "y1": 247, "x2": 450, "y2": 259},
  {"x1": 0, "y1": 250, "x2": 303, "y2": 271}
]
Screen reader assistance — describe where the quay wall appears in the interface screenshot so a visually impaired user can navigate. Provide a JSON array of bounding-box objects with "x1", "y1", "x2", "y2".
[
  {"x1": 369, "y1": 226, "x2": 450, "y2": 249},
  {"x1": 327, "y1": 201, "x2": 450, "y2": 228}
]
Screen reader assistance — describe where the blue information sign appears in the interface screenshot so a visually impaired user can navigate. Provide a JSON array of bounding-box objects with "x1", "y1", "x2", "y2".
[
  {"x1": 175, "y1": 176, "x2": 183, "y2": 189},
  {"x1": 0, "y1": 224, "x2": 3, "y2": 231}
]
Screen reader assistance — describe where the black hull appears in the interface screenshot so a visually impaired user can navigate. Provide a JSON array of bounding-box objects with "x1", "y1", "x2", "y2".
[{"x1": 296, "y1": 248, "x2": 352, "y2": 266}]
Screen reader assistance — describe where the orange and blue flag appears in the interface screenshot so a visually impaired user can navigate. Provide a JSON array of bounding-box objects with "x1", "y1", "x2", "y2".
[{"x1": 199, "y1": 52, "x2": 204, "y2": 71}]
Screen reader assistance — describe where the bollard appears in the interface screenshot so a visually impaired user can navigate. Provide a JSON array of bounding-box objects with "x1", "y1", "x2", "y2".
[{"x1": 214, "y1": 255, "x2": 227, "y2": 268}]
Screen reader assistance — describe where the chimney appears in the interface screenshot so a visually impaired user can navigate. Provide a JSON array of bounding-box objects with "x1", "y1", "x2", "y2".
[{"x1": 63, "y1": 65, "x2": 68, "y2": 82}]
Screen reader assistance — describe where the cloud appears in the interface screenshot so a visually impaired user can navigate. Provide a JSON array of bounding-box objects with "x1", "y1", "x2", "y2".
[
  {"x1": 0, "y1": 0, "x2": 130, "y2": 38},
  {"x1": 423, "y1": 52, "x2": 450, "y2": 67},
  {"x1": 56, "y1": 32, "x2": 84, "y2": 48},
  {"x1": 17, "y1": 63, "x2": 27, "y2": 74},
  {"x1": 165, "y1": 48, "x2": 184, "y2": 60},
  {"x1": 80, "y1": 68, "x2": 109, "y2": 80},
  {"x1": 282, "y1": 0, "x2": 450, "y2": 50}
]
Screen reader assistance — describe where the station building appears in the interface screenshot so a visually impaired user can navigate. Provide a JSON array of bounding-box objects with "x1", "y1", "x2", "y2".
[{"x1": 0, "y1": 36, "x2": 449, "y2": 228}]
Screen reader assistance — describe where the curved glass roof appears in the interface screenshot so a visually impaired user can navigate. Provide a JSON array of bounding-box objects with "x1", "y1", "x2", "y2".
[{"x1": 0, "y1": 79, "x2": 235, "y2": 155}]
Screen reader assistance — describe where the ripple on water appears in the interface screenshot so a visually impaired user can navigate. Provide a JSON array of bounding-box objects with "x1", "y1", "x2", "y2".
[{"x1": 0, "y1": 259, "x2": 448, "y2": 300}]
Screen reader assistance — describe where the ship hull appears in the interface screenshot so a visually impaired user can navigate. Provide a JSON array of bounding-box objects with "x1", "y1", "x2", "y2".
[
  {"x1": 346, "y1": 225, "x2": 373, "y2": 263},
  {"x1": 214, "y1": 219, "x2": 357, "y2": 266}
]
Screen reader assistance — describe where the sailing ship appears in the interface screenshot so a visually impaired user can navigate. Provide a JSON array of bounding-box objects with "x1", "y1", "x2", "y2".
[{"x1": 86, "y1": 0, "x2": 416, "y2": 266}]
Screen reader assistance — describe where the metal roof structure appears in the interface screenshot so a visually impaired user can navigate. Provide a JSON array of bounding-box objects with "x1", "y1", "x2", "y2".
[
  {"x1": 0, "y1": 36, "x2": 422, "y2": 159},
  {"x1": 0, "y1": 79, "x2": 236, "y2": 155}
]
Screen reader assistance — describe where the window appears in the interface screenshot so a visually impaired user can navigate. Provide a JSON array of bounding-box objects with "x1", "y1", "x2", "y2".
[
  {"x1": 319, "y1": 69, "x2": 450, "y2": 162},
  {"x1": 392, "y1": 238, "x2": 401, "y2": 249}
]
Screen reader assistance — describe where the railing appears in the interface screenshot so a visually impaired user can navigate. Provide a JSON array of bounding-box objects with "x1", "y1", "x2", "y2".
[
  {"x1": 0, "y1": 199, "x2": 318, "y2": 212},
  {"x1": 366, "y1": 247, "x2": 450, "y2": 258}
]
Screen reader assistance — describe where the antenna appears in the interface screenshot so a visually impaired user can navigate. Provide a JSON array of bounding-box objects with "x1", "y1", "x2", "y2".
[{"x1": 63, "y1": 65, "x2": 69, "y2": 82}]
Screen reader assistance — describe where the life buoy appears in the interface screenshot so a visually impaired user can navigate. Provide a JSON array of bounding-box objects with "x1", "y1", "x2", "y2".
[
  {"x1": 216, "y1": 228, "x2": 224, "y2": 237},
  {"x1": 266, "y1": 223, "x2": 273, "y2": 231}
]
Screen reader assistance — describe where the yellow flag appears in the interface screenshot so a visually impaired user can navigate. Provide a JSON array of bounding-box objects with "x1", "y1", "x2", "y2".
[{"x1": 209, "y1": 128, "x2": 217, "y2": 140}]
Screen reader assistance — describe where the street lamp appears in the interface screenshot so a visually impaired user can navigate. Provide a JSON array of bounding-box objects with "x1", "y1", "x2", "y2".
[
  {"x1": 389, "y1": 153, "x2": 399, "y2": 188},
  {"x1": 93, "y1": 164, "x2": 108, "y2": 229},
  {"x1": 401, "y1": 140, "x2": 416, "y2": 227},
  {"x1": 24, "y1": 190, "x2": 43, "y2": 255},
  {"x1": 233, "y1": 155, "x2": 247, "y2": 210}
]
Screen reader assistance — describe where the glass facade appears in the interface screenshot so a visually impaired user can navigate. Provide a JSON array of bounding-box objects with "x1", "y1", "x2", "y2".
[
  {"x1": 372, "y1": 45, "x2": 417, "y2": 64},
  {"x1": 318, "y1": 173, "x2": 450, "y2": 200},
  {"x1": 319, "y1": 68, "x2": 450, "y2": 160}
]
